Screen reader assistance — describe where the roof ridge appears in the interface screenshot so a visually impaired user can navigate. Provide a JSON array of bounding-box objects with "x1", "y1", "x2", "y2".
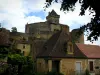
[{"x1": 76, "y1": 43, "x2": 100, "y2": 47}]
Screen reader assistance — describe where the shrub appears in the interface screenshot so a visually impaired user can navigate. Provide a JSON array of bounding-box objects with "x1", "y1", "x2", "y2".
[{"x1": 85, "y1": 69, "x2": 90, "y2": 75}]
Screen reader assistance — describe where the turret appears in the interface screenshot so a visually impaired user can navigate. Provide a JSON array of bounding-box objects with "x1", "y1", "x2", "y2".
[{"x1": 46, "y1": 10, "x2": 60, "y2": 24}]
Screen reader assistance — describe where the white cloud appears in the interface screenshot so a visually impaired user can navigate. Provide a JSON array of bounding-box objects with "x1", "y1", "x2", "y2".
[
  {"x1": 0, "y1": 0, "x2": 46, "y2": 32},
  {"x1": 26, "y1": 16, "x2": 46, "y2": 23},
  {"x1": 23, "y1": 0, "x2": 46, "y2": 13}
]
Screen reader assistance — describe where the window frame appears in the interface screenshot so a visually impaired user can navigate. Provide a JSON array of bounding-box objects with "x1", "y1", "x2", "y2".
[
  {"x1": 67, "y1": 42, "x2": 73, "y2": 54},
  {"x1": 88, "y1": 60, "x2": 94, "y2": 72}
]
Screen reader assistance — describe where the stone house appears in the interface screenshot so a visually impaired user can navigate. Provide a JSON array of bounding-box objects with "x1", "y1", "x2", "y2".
[
  {"x1": 9, "y1": 32, "x2": 31, "y2": 56},
  {"x1": 36, "y1": 30, "x2": 100, "y2": 75}
]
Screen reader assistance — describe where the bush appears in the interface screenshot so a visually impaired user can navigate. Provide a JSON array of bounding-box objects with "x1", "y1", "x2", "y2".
[{"x1": 85, "y1": 69, "x2": 90, "y2": 75}]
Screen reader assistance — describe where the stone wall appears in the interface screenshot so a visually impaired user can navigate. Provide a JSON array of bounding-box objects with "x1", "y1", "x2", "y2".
[
  {"x1": 36, "y1": 58, "x2": 87, "y2": 75},
  {"x1": 36, "y1": 58, "x2": 48, "y2": 72},
  {"x1": 17, "y1": 44, "x2": 30, "y2": 56},
  {"x1": 60, "y1": 59, "x2": 87, "y2": 75},
  {"x1": 88, "y1": 59, "x2": 100, "y2": 75}
]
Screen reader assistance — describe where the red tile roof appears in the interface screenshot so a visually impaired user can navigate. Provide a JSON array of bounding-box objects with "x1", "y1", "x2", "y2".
[{"x1": 76, "y1": 43, "x2": 100, "y2": 58}]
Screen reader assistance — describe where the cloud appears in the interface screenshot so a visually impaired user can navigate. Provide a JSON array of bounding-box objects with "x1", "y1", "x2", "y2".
[
  {"x1": 23, "y1": 0, "x2": 46, "y2": 13},
  {"x1": 0, "y1": 0, "x2": 46, "y2": 32}
]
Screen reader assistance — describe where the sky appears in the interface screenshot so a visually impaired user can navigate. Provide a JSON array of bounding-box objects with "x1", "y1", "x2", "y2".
[{"x1": 0, "y1": 0, "x2": 100, "y2": 45}]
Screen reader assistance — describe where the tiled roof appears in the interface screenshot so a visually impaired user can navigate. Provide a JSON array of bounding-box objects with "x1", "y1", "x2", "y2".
[
  {"x1": 49, "y1": 10, "x2": 59, "y2": 16},
  {"x1": 37, "y1": 30, "x2": 86, "y2": 58},
  {"x1": 76, "y1": 43, "x2": 100, "y2": 58},
  {"x1": 37, "y1": 31, "x2": 62, "y2": 57}
]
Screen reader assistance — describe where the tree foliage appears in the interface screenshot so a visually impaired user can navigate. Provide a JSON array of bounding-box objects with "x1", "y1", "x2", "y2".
[
  {"x1": 11, "y1": 27, "x2": 17, "y2": 33},
  {"x1": 7, "y1": 54, "x2": 27, "y2": 65},
  {"x1": 0, "y1": 47, "x2": 8, "y2": 59},
  {"x1": 0, "y1": 46, "x2": 34, "y2": 75},
  {"x1": 45, "y1": 0, "x2": 100, "y2": 42}
]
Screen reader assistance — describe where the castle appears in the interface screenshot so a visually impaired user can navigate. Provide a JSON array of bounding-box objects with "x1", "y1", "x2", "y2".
[
  {"x1": 3, "y1": 10, "x2": 100, "y2": 75},
  {"x1": 0, "y1": 9, "x2": 84, "y2": 62},
  {"x1": 25, "y1": 10, "x2": 100, "y2": 75},
  {"x1": 25, "y1": 10, "x2": 84, "y2": 59}
]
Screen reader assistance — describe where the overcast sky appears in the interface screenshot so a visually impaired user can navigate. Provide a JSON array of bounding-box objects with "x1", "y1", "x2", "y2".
[{"x1": 0, "y1": 0, "x2": 100, "y2": 45}]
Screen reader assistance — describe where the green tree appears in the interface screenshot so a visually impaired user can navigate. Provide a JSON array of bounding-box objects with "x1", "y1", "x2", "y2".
[
  {"x1": 7, "y1": 48, "x2": 35, "y2": 75},
  {"x1": 11, "y1": 27, "x2": 17, "y2": 32},
  {"x1": 0, "y1": 45, "x2": 34, "y2": 75},
  {"x1": 0, "y1": 47, "x2": 8, "y2": 59},
  {"x1": 45, "y1": 0, "x2": 100, "y2": 42},
  {"x1": 0, "y1": 46, "x2": 9, "y2": 75},
  {"x1": 20, "y1": 56, "x2": 35, "y2": 75},
  {"x1": 7, "y1": 54, "x2": 27, "y2": 74}
]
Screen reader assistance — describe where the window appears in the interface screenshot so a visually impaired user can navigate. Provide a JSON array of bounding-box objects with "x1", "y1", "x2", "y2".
[
  {"x1": 89, "y1": 61, "x2": 94, "y2": 71},
  {"x1": 23, "y1": 45, "x2": 25, "y2": 49},
  {"x1": 67, "y1": 42, "x2": 73, "y2": 54}
]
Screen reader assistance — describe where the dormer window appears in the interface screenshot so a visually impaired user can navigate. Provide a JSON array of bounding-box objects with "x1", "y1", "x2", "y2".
[
  {"x1": 67, "y1": 42, "x2": 73, "y2": 54},
  {"x1": 68, "y1": 44, "x2": 73, "y2": 53}
]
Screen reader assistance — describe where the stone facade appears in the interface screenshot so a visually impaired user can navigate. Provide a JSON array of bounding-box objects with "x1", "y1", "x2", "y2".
[
  {"x1": 36, "y1": 58, "x2": 88, "y2": 75},
  {"x1": 9, "y1": 32, "x2": 31, "y2": 56},
  {"x1": 37, "y1": 58, "x2": 100, "y2": 75},
  {"x1": 88, "y1": 59, "x2": 100, "y2": 75},
  {"x1": 17, "y1": 43, "x2": 30, "y2": 56},
  {"x1": 25, "y1": 10, "x2": 70, "y2": 40}
]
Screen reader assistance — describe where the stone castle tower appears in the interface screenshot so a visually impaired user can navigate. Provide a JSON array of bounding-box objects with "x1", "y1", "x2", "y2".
[
  {"x1": 25, "y1": 10, "x2": 69, "y2": 39},
  {"x1": 46, "y1": 10, "x2": 60, "y2": 24},
  {"x1": 25, "y1": 10, "x2": 84, "y2": 59}
]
